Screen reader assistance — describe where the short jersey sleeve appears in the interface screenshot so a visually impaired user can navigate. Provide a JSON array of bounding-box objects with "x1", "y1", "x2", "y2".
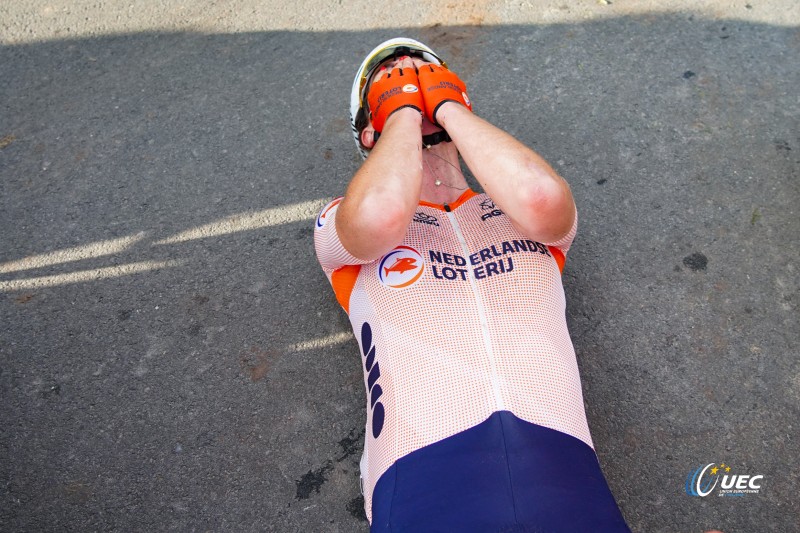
[
  {"x1": 314, "y1": 197, "x2": 374, "y2": 273},
  {"x1": 542, "y1": 209, "x2": 578, "y2": 255}
]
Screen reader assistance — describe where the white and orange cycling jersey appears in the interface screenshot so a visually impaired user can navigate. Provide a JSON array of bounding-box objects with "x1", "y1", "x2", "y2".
[{"x1": 314, "y1": 190, "x2": 629, "y2": 532}]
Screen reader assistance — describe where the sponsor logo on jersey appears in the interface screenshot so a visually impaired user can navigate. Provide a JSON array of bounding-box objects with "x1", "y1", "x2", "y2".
[
  {"x1": 413, "y1": 212, "x2": 440, "y2": 227},
  {"x1": 479, "y1": 198, "x2": 503, "y2": 221},
  {"x1": 316, "y1": 197, "x2": 343, "y2": 229},
  {"x1": 360, "y1": 322, "x2": 385, "y2": 439},
  {"x1": 378, "y1": 246, "x2": 425, "y2": 289},
  {"x1": 427, "y1": 240, "x2": 553, "y2": 281}
]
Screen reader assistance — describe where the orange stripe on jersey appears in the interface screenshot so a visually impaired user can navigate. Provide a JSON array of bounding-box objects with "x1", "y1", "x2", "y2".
[
  {"x1": 419, "y1": 189, "x2": 478, "y2": 212},
  {"x1": 548, "y1": 246, "x2": 566, "y2": 274},
  {"x1": 331, "y1": 264, "x2": 362, "y2": 314}
]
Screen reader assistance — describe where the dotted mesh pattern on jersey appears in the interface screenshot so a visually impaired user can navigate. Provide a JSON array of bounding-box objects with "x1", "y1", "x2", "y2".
[{"x1": 314, "y1": 192, "x2": 586, "y2": 522}]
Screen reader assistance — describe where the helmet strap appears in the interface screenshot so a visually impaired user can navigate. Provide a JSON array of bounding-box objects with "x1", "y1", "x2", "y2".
[{"x1": 422, "y1": 130, "x2": 452, "y2": 148}]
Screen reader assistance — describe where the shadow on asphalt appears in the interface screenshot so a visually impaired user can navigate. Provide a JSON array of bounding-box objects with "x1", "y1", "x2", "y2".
[{"x1": 1, "y1": 14, "x2": 797, "y2": 533}]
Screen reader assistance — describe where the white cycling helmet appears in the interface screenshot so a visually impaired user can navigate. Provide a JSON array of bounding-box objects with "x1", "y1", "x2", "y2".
[{"x1": 350, "y1": 37, "x2": 446, "y2": 159}]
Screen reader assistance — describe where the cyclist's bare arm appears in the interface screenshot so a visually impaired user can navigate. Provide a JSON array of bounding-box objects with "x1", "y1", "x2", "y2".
[{"x1": 437, "y1": 101, "x2": 575, "y2": 244}]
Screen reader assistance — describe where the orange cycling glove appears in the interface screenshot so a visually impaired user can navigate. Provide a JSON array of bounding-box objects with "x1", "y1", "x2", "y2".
[
  {"x1": 367, "y1": 67, "x2": 424, "y2": 133},
  {"x1": 416, "y1": 64, "x2": 472, "y2": 126}
]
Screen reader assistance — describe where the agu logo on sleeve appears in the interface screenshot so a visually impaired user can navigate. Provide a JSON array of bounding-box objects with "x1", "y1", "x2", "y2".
[
  {"x1": 686, "y1": 462, "x2": 764, "y2": 497},
  {"x1": 316, "y1": 197, "x2": 343, "y2": 229},
  {"x1": 378, "y1": 246, "x2": 424, "y2": 289}
]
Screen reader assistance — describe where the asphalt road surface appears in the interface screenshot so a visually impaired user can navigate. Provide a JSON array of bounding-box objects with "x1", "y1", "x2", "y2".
[{"x1": 1, "y1": 1, "x2": 798, "y2": 531}]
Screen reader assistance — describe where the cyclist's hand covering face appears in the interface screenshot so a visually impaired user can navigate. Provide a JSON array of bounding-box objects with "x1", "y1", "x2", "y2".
[
  {"x1": 366, "y1": 57, "x2": 425, "y2": 132},
  {"x1": 369, "y1": 56, "x2": 430, "y2": 85}
]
